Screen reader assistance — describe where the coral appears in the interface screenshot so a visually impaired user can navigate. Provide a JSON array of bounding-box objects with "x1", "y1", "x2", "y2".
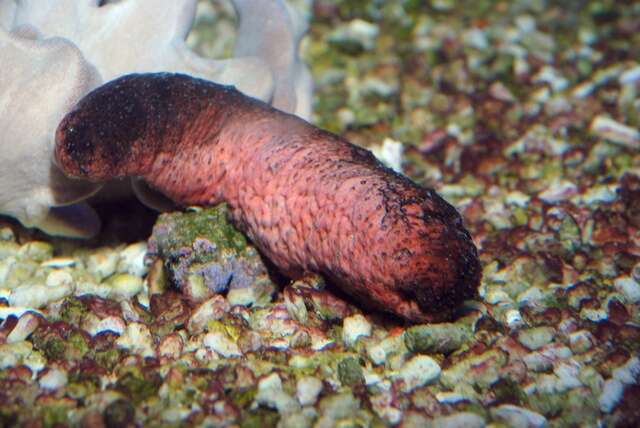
[
  {"x1": 0, "y1": 0, "x2": 312, "y2": 236},
  {"x1": 6, "y1": 0, "x2": 312, "y2": 117},
  {"x1": 0, "y1": 29, "x2": 102, "y2": 237}
]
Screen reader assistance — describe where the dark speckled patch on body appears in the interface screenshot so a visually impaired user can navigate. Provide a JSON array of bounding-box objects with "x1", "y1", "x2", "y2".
[
  {"x1": 55, "y1": 72, "x2": 481, "y2": 323},
  {"x1": 55, "y1": 73, "x2": 246, "y2": 180},
  {"x1": 57, "y1": 78, "x2": 149, "y2": 175}
]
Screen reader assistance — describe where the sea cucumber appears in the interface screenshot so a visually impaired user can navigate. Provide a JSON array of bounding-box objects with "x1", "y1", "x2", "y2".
[{"x1": 54, "y1": 73, "x2": 481, "y2": 322}]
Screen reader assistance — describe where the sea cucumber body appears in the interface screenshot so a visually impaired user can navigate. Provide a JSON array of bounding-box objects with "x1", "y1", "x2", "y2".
[{"x1": 55, "y1": 73, "x2": 481, "y2": 322}]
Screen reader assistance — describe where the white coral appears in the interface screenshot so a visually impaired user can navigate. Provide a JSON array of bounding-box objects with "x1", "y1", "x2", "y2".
[
  {"x1": 233, "y1": 0, "x2": 313, "y2": 118},
  {"x1": 0, "y1": 28, "x2": 103, "y2": 237},
  {"x1": 11, "y1": 0, "x2": 273, "y2": 102},
  {"x1": 0, "y1": 0, "x2": 312, "y2": 236}
]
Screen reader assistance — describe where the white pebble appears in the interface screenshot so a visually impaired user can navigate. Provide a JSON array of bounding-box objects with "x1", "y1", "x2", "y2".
[
  {"x1": 104, "y1": 273, "x2": 144, "y2": 300},
  {"x1": 620, "y1": 65, "x2": 640, "y2": 85},
  {"x1": 342, "y1": 314, "x2": 372, "y2": 347},
  {"x1": 599, "y1": 379, "x2": 624, "y2": 413},
  {"x1": 187, "y1": 296, "x2": 230, "y2": 334},
  {"x1": 203, "y1": 332, "x2": 242, "y2": 358},
  {"x1": 259, "y1": 372, "x2": 282, "y2": 391},
  {"x1": 9, "y1": 283, "x2": 73, "y2": 308},
  {"x1": 505, "y1": 191, "x2": 530, "y2": 207},
  {"x1": 554, "y1": 361, "x2": 583, "y2": 391},
  {"x1": 18, "y1": 242, "x2": 53, "y2": 261},
  {"x1": 576, "y1": 185, "x2": 618, "y2": 205},
  {"x1": 484, "y1": 289, "x2": 512, "y2": 304},
  {"x1": 517, "y1": 287, "x2": 545, "y2": 306},
  {"x1": 370, "y1": 390, "x2": 402, "y2": 425},
  {"x1": 256, "y1": 373, "x2": 299, "y2": 415},
  {"x1": 333, "y1": 19, "x2": 379, "y2": 51},
  {"x1": 580, "y1": 307, "x2": 609, "y2": 322},
  {"x1": 310, "y1": 333, "x2": 334, "y2": 351},
  {"x1": 363, "y1": 370, "x2": 385, "y2": 389},
  {"x1": 0, "y1": 341, "x2": 46, "y2": 373},
  {"x1": 538, "y1": 179, "x2": 578, "y2": 203},
  {"x1": 116, "y1": 322, "x2": 155, "y2": 357},
  {"x1": 533, "y1": 65, "x2": 569, "y2": 92},
  {"x1": 492, "y1": 404, "x2": 547, "y2": 428},
  {"x1": 515, "y1": 15, "x2": 536, "y2": 32},
  {"x1": 613, "y1": 276, "x2": 640, "y2": 303},
  {"x1": 505, "y1": 308, "x2": 524, "y2": 329},
  {"x1": 429, "y1": 412, "x2": 486, "y2": 428},
  {"x1": 117, "y1": 242, "x2": 148, "y2": 277},
  {"x1": 158, "y1": 334, "x2": 184, "y2": 360},
  {"x1": 613, "y1": 356, "x2": 640, "y2": 385},
  {"x1": 524, "y1": 344, "x2": 573, "y2": 372},
  {"x1": 0, "y1": 227, "x2": 15, "y2": 242},
  {"x1": 571, "y1": 81, "x2": 596, "y2": 99},
  {"x1": 568, "y1": 330, "x2": 594, "y2": 353},
  {"x1": 590, "y1": 115, "x2": 639, "y2": 149},
  {"x1": 397, "y1": 355, "x2": 441, "y2": 392},
  {"x1": 86, "y1": 250, "x2": 119, "y2": 280},
  {"x1": 120, "y1": 300, "x2": 144, "y2": 323},
  {"x1": 45, "y1": 270, "x2": 73, "y2": 288},
  {"x1": 518, "y1": 326, "x2": 555, "y2": 350},
  {"x1": 464, "y1": 28, "x2": 489, "y2": 50},
  {"x1": 6, "y1": 312, "x2": 39, "y2": 343},
  {"x1": 0, "y1": 258, "x2": 15, "y2": 284},
  {"x1": 435, "y1": 392, "x2": 472, "y2": 404},
  {"x1": 370, "y1": 138, "x2": 404, "y2": 173},
  {"x1": 366, "y1": 343, "x2": 387, "y2": 365},
  {"x1": 136, "y1": 291, "x2": 150, "y2": 310},
  {"x1": 75, "y1": 281, "x2": 111, "y2": 299},
  {"x1": 296, "y1": 376, "x2": 323, "y2": 406},
  {"x1": 39, "y1": 368, "x2": 68, "y2": 390},
  {"x1": 83, "y1": 315, "x2": 126, "y2": 336}
]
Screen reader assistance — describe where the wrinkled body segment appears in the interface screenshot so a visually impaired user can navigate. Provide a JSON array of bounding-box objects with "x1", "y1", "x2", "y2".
[{"x1": 55, "y1": 73, "x2": 481, "y2": 322}]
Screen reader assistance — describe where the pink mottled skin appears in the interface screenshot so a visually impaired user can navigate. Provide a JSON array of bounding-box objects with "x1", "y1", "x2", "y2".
[{"x1": 55, "y1": 73, "x2": 480, "y2": 322}]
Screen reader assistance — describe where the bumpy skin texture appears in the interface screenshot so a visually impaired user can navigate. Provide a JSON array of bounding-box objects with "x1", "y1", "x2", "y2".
[{"x1": 55, "y1": 73, "x2": 481, "y2": 322}]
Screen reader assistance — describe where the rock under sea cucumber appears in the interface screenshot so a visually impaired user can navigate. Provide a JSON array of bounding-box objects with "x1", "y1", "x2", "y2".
[{"x1": 54, "y1": 73, "x2": 481, "y2": 323}]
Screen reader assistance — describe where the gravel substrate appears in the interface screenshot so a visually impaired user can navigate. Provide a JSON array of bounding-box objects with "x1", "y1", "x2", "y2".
[{"x1": 1, "y1": 0, "x2": 639, "y2": 427}]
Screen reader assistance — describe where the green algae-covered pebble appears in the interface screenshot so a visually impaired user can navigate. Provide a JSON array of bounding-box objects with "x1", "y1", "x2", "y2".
[
  {"x1": 404, "y1": 323, "x2": 471, "y2": 354},
  {"x1": 148, "y1": 205, "x2": 275, "y2": 303},
  {"x1": 152, "y1": 205, "x2": 247, "y2": 254},
  {"x1": 441, "y1": 350, "x2": 507, "y2": 389},
  {"x1": 104, "y1": 273, "x2": 144, "y2": 299},
  {"x1": 338, "y1": 356, "x2": 365, "y2": 386},
  {"x1": 115, "y1": 368, "x2": 162, "y2": 405}
]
